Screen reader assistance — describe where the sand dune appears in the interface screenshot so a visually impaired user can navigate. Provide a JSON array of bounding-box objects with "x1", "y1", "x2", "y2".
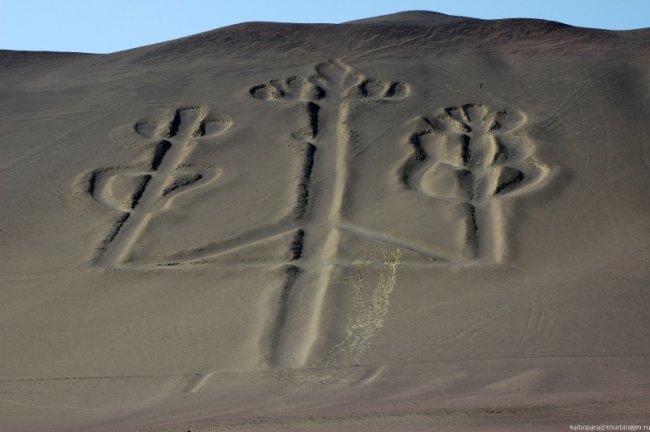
[{"x1": 1, "y1": 11, "x2": 649, "y2": 431}]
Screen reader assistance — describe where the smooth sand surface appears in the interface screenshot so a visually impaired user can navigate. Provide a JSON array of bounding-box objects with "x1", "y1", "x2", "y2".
[{"x1": 1, "y1": 11, "x2": 649, "y2": 431}]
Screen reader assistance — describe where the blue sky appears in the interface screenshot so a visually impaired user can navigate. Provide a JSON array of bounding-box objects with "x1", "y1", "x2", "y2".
[{"x1": 1, "y1": 0, "x2": 649, "y2": 54}]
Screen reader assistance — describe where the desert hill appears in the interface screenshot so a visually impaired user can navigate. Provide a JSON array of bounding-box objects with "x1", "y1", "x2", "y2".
[{"x1": 1, "y1": 11, "x2": 649, "y2": 432}]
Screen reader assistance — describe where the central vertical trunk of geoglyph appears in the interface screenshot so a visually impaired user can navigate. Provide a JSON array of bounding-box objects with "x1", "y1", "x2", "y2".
[{"x1": 250, "y1": 60, "x2": 411, "y2": 367}]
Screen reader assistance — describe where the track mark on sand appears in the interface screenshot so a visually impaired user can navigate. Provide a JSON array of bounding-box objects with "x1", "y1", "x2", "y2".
[
  {"x1": 327, "y1": 249, "x2": 402, "y2": 365},
  {"x1": 182, "y1": 372, "x2": 214, "y2": 393},
  {"x1": 0, "y1": 112, "x2": 113, "y2": 175}
]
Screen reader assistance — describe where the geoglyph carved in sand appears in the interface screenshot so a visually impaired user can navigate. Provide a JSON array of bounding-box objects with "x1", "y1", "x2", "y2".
[
  {"x1": 401, "y1": 104, "x2": 551, "y2": 263},
  {"x1": 249, "y1": 60, "x2": 410, "y2": 366},
  {"x1": 86, "y1": 107, "x2": 232, "y2": 268},
  {"x1": 82, "y1": 63, "x2": 551, "y2": 368}
]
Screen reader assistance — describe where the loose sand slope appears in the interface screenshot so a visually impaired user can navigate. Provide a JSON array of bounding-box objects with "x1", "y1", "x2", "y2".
[{"x1": 1, "y1": 11, "x2": 649, "y2": 431}]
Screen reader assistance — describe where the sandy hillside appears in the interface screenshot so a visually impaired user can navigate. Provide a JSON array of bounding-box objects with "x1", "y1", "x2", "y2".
[{"x1": 1, "y1": 11, "x2": 649, "y2": 431}]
